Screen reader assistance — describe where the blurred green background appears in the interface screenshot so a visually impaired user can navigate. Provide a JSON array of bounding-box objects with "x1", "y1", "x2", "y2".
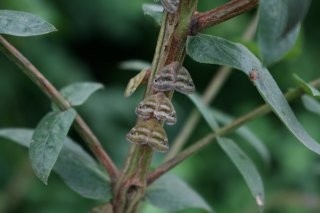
[{"x1": 1, "y1": 0, "x2": 320, "y2": 212}]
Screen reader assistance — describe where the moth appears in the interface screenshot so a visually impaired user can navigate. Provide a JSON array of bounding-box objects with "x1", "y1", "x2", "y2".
[
  {"x1": 135, "y1": 93, "x2": 177, "y2": 125},
  {"x1": 126, "y1": 119, "x2": 169, "y2": 152},
  {"x1": 124, "y1": 68, "x2": 150, "y2": 97},
  {"x1": 160, "y1": 0, "x2": 179, "y2": 14},
  {"x1": 153, "y1": 61, "x2": 195, "y2": 94}
]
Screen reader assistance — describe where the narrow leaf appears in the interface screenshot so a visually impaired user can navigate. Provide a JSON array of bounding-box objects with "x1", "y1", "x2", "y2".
[
  {"x1": 187, "y1": 34, "x2": 320, "y2": 156},
  {"x1": 146, "y1": 174, "x2": 212, "y2": 212},
  {"x1": 302, "y1": 95, "x2": 320, "y2": 116},
  {"x1": 142, "y1": 4, "x2": 163, "y2": 25},
  {"x1": 212, "y1": 109, "x2": 270, "y2": 164},
  {"x1": 258, "y1": 0, "x2": 310, "y2": 66},
  {"x1": 52, "y1": 82, "x2": 103, "y2": 110},
  {"x1": 0, "y1": 128, "x2": 111, "y2": 200},
  {"x1": 293, "y1": 74, "x2": 320, "y2": 98},
  {"x1": 61, "y1": 82, "x2": 104, "y2": 106},
  {"x1": 188, "y1": 94, "x2": 265, "y2": 208},
  {"x1": 119, "y1": 60, "x2": 151, "y2": 71},
  {"x1": 29, "y1": 109, "x2": 76, "y2": 184},
  {"x1": 0, "y1": 10, "x2": 56, "y2": 36},
  {"x1": 54, "y1": 139, "x2": 111, "y2": 200},
  {"x1": 0, "y1": 128, "x2": 32, "y2": 147},
  {"x1": 219, "y1": 138, "x2": 265, "y2": 209},
  {"x1": 124, "y1": 68, "x2": 149, "y2": 97},
  {"x1": 279, "y1": 0, "x2": 311, "y2": 36}
]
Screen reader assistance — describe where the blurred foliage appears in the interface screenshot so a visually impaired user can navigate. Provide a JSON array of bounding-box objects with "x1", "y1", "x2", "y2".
[{"x1": 1, "y1": 0, "x2": 320, "y2": 213}]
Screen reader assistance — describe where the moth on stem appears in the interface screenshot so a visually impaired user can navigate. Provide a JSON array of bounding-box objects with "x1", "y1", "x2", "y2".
[
  {"x1": 126, "y1": 119, "x2": 169, "y2": 152},
  {"x1": 153, "y1": 61, "x2": 195, "y2": 94},
  {"x1": 136, "y1": 92, "x2": 177, "y2": 125}
]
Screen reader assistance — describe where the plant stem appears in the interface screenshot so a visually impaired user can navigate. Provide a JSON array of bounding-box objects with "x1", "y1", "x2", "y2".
[
  {"x1": 191, "y1": 0, "x2": 258, "y2": 34},
  {"x1": 112, "y1": 1, "x2": 198, "y2": 212},
  {"x1": 0, "y1": 35, "x2": 119, "y2": 181},
  {"x1": 165, "y1": 14, "x2": 258, "y2": 161},
  {"x1": 148, "y1": 78, "x2": 320, "y2": 184},
  {"x1": 112, "y1": 11, "x2": 170, "y2": 213}
]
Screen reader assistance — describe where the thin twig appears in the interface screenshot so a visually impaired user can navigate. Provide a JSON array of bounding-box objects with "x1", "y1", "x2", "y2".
[
  {"x1": 165, "y1": 14, "x2": 258, "y2": 160},
  {"x1": 191, "y1": 0, "x2": 258, "y2": 34},
  {"x1": 0, "y1": 35, "x2": 119, "y2": 181},
  {"x1": 148, "y1": 78, "x2": 320, "y2": 184}
]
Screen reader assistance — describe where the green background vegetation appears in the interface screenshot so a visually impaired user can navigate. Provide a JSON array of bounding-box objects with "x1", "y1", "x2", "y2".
[{"x1": 1, "y1": 0, "x2": 320, "y2": 212}]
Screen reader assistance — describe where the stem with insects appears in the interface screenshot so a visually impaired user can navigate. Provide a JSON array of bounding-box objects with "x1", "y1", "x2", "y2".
[
  {"x1": 112, "y1": 1, "x2": 198, "y2": 212},
  {"x1": 0, "y1": 35, "x2": 119, "y2": 181},
  {"x1": 148, "y1": 78, "x2": 320, "y2": 184},
  {"x1": 111, "y1": 11, "x2": 169, "y2": 213}
]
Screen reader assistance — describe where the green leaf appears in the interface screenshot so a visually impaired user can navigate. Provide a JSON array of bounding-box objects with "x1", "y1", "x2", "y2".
[
  {"x1": 275, "y1": 0, "x2": 310, "y2": 37},
  {"x1": 187, "y1": 34, "x2": 320, "y2": 156},
  {"x1": 54, "y1": 139, "x2": 111, "y2": 200},
  {"x1": 0, "y1": 128, "x2": 32, "y2": 147},
  {"x1": 187, "y1": 34, "x2": 260, "y2": 70},
  {"x1": 119, "y1": 60, "x2": 151, "y2": 71},
  {"x1": 257, "y1": 0, "x2": 310, "y2": 66},
  {"x1": 211, "y1": 109, "x2": 270, "y2": 164},
  {"x1": 293, "y1": 74, "x2": 320, "y2": 98},
  {"x1": 142, "y1": 4, "x2": 163, "y2": 25},
  {"x1": 188, "y1": 94, "x2": 264, "y2": 208},
  {"x1": 0, "y1": 10, "x2": 57, "y2": 36},
  {"x1": 302, "y1": 95, "x2": 320, "y2": 116},
  {"x1": 0, "y1": 128, "x2": 111, "y2": 200},
  {"x1": 29, "y1": 109, "x2": 76, "y2": 184},
  {"x1": 53, "y1": 82, "x2": 104, "y2": 110},
  {"x1": 218, "y1": 138, "x2": 265, "y2": 210},
  {"x1": 146, "y1": 174, "x2": 212, "y2": 212},
  {"x1": 61, "y1": 82, "x2": 104, "y2": 106}
]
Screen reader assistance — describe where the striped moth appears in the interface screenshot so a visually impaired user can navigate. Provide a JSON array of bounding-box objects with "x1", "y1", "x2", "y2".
[
  {"x1": 126, "y1": 119, "x2": 169, "y2": 152},
  {"x1": 153, "y1": 61, "x2": 195, "y2": 94},
  {"x1": 135, "y1": 92, "x2": 177, "y2": 125}
]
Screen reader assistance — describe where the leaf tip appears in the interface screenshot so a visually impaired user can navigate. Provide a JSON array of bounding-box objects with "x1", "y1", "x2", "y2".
[
  {"x1": 256, "y1": 194, "x2": 264, "y2": 207},
  {"x1": 52, "y1": 26, "x2": 58, "y2": 32},
  {"x1": 42, "y1": 177, "x2": 49, "y2": 185}
]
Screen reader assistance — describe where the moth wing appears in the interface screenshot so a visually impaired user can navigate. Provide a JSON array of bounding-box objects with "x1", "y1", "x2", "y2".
[
  {"x1": 149, "y1": 138, "x2": 169, "y2": 152},
  {"x1": 153, "y1": 63, "x2": 176, "y2": 91},
  {"x1": 154, "y1": 93, "x2": 177, "y2": 125},
  {"x1": 126, "y1": 121, "x2": 151, "y2": 145},
  {"x1": 135, "y1": 94, "x2": 158, "y2": 118},
  {"x1": 148, "y1": 122, "x2": 169, "y2": 152},
  {"x1": 174, "y1": 66, "x2": 195, "y2": 94}
]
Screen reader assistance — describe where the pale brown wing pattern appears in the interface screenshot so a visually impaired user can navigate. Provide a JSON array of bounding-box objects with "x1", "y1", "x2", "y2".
[
  {"x1": 126, "y1": 119, "x2": 169, "y2": 152},
  {"x1": 152, "y1": 62, "x2": 176, "y2": 91},
  {"x1": 175, "y1": 65, "x2": 195, "y2": 94},
  {"x1": 135, "y1": 93, "x2": 177, "y2": 125},
  {"x1": 152, "y1": 61, "x2": 195, "y2": 94}
]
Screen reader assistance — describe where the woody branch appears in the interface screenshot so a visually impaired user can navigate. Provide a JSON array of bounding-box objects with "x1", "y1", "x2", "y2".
[{"x1": 0, "y1": 35, "x2": 119, "y2": 181}]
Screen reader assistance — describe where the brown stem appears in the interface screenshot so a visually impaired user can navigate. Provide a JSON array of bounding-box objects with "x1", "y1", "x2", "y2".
[
  {"x1": 148, "y1": 78, "x2": 320, "y2": 184},
  {"x1": 0, "y1": 35, "x2": 119, "y2": 181},
  {"x1": 191, "y1": 0, "x2": 258, "y2": 34},
  {"x1": 112, "y1": 1, "x2": 198, "y2": 212},
  {"x1": 111, "y1": 11, "x2": 171, "y2": 213}
]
